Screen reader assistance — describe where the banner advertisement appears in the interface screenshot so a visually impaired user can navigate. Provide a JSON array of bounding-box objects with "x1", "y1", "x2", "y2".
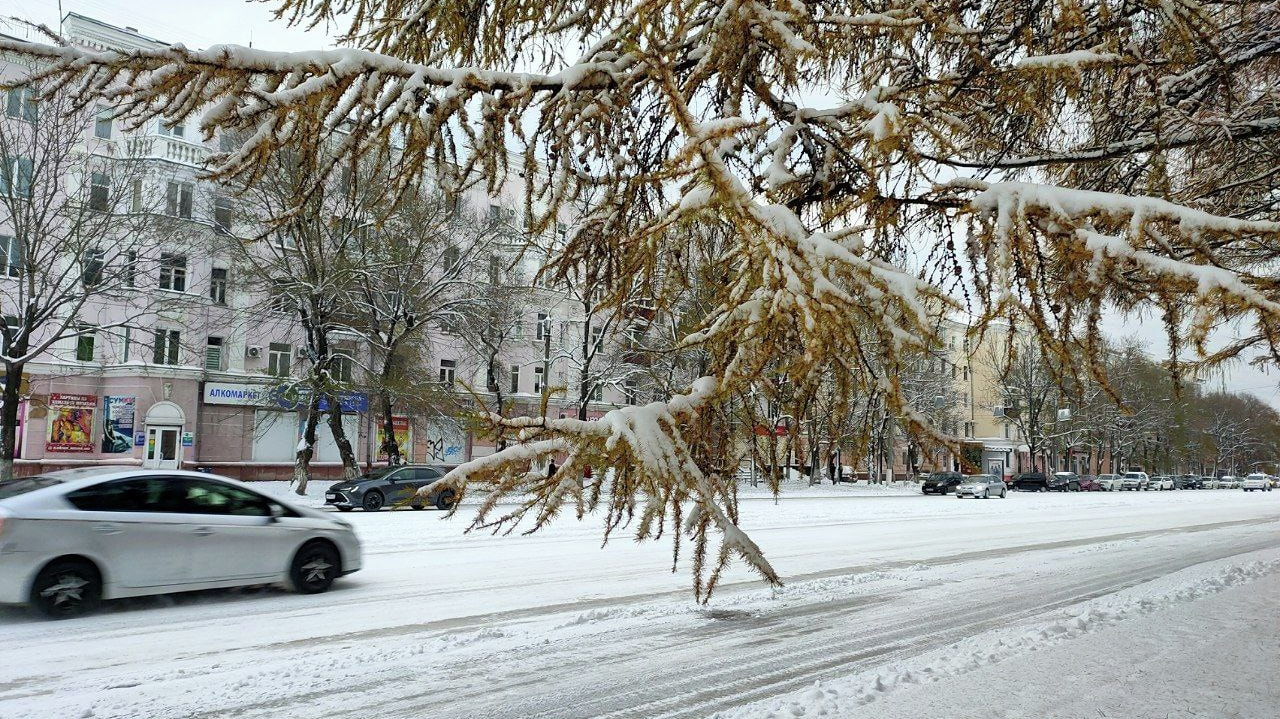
[
  {"x1": 46, "y1": 393, "x2": 97, "y2": 453},
  {"x1": 376, "y1": 416, "x2": 413, "y2": 461},
  {"x1": 101, "y1": 395, "x2": 136, "y2": 454}
]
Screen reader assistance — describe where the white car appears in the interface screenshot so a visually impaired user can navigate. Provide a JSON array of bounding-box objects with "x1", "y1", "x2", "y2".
[
  {"x1": 956, "y1": 474, "x2": 1007, "y2": 499},
  {"x1": 1218, "y1": 476, "x2": 1241, "y2": 489},
  {"x1": 0, "y1": 468, "x2": 362, "y2": 618},
  {"x1": 1242, "y1": 473, "x2": 1273, "y2": 492},
  {"x1": 1097, "y1": 474, "x2": 1123, "y2": 491},
  {"x1": 1150, "y1": 476, "x2": 1174, "y2": 491},
  {"x1": 1201, "y1": 476, "x2": 1220, "y2": 489},
  {"x1": 1120, "y1": 471, "x2": 1149, "y2": 491}
]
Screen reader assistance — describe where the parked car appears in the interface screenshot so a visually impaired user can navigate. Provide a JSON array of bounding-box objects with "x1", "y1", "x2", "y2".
[
  {"x1": 326, "y1": 465, "x2": 456, "y2": 511},
  {"x1": 1077, "y1": 476, "x2": 1103, "y2": 491},
  {"x1": 1097, "y1": 473, "x2": 1123, "y2": 491},
  {"x1": 1120, "y1": 471, "x2": 1150, "y2": 491},
  {"x1": 0, "y1": 468, "x2": 361, "y2": 619},
  {"x1": 1242, "y1": 473, "x2": 1274, "y2": 492},
  {"x1": 1200, "y1": 475, "x2": 1220, "y2": 489},
  {"x1": 1150, "y1": 476, "x2": 1175, "y2": 491},
  {"x1": 956, "y1": 474, "x2": 1007, "y2": 499},
  {"x1": 1048, "y1": 472, "x2": 1080, "y2": 491},
  {"x1": 1012, "y1": 472, "x2": 1078, "y2": 491},
  {"x1": 1173, "y1": 475, "x2": 1201, "y2": 490},
  {"x1": 1218, "y1": 476, "x2": 1241, "y2": 489},
  {"x1": 921, "y1": 472, "x2": 965, "y2": 495}
]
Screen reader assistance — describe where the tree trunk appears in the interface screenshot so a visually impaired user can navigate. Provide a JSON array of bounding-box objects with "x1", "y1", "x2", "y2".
[
  {"x1": 378, "y1": 391, "x2": 400, "y2": 466},
  {"x1": 327, "y1": 403, "x2": 360, "y2": 479},
  {"x1": 293, "y1": 395, "x2": 321, "y2": 495},
  {"x1": 0, "y1": 363, "x2": 22, "y2": 480}
]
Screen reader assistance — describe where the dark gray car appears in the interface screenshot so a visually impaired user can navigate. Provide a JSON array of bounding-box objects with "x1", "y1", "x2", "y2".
[{"x1": 325, "y1": 466, "x2": 457, "y2": 512}]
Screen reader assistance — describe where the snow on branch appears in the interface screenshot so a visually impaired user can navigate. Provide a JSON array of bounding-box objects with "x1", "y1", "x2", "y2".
[{"x1": 424, "y1": 377, "x2": 779, "y2": 600}]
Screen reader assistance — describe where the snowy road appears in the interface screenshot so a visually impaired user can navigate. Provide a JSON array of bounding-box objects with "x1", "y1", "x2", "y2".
[{"x1": 1, "y1": 487, "x2": 1277, "y2": 719}]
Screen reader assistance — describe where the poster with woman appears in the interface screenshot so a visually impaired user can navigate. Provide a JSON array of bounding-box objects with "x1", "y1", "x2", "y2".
[
  {"x1": 45, "y1": 393, "x2": 97, "y2": 453},
  {"x1": 101, "y1": 396, "x2": 136, "y2": 453}
]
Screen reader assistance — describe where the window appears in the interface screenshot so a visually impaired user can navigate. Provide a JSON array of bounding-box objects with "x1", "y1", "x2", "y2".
[
  {"x1": 439, "y1": 358, "x2": 456, "y2": 385},
  {"x1": 333, "y1": 353, "x2": 355, "y2": 383},
  {"x1": 94, "y1": 106, "x2": 113, "y2": 139},
  {"x1": 591, "y1": 326, "x2": 604, "y2": 351},
  {"x1": 209, "y1": 267, "x2": 227, "y2": 305},
  {"x1": 205, "y1": 336, "x2": 224, "y2": 371},
  {"x1": 624, "y1": 380, "x2": 637, "y2": 405},
  {"x1": 536, "y1": 313, "x2": 549, "y2": 341},
  {"x1": 81, "y1": 248, "x2": 105, "y2": 286},
  {"x1": 165, "y1": 181, "x2": 193, "y2": 218},
  {"x1": 75, "y1": 325, "x2": 96, "y2": 362},
  {"x1": 182, "y1": 478, "x2": 272, "y2": 516},
  {"x1": 159, "y1": 253, "x2": 187, "y2": 291},
  {"x1": 533, "y1": 366, "x2": 544, "y2": 394},
  {"x1": 131, "y1": 179, "x2": 143, "y2": 213},
  {"x1": 950, "y1": 364, "x2": 957, "y2": 380},
  {"x1": 268, "y1": 342, "x2": 292, "y2": 376},
  {"x1": 158, "y1": 121, "x2": 185, "y2": 138},
  {"x1": 1004, "y1": 423, "x2": 1011, "y2": 439},
  {"x1": 509, "y1": 364, "x2": 520, "y2": 394},
  {"x1": 123, "y1": 250, "x2": 137, "y2": 287},
  {"x1": 89, "y1": 172, "x2": 110, "y2": 211},
  {"x1": 1, "y1": 156, "x2": 33, "y2": 198},
  {"x1": 555, "y1": 222, "x2": 568, "y2": 242},
  {"x1": 442, "y1": 245, "x2": 460, "y2": 271},
  {"x1": 270, "y1": 280, "x2": 294, "y2": 313},
  {"x1": 153, "y1": 328, "x2": 180, "y2": 365},
  {"x1": 488, "y1": 254, "x2": 502, "y2": 285},
  {"x1": 66, "y1": 477, "x2": 182, "y2": 512},
  {"x1": 0, "y1": 235, "x2": 21, "y2": 277},
  {"x1": 214, "y1": 195, "x2": 233, "y2": 233},
  {"x1": 963, "y1": 365, "x2": 970, "y2": 381},
  {"x1": 511, "y1": 317, "x2": 524, "y2": 339},
  {"x1": 964, "y1": 422, "x2": 975, "y2": 438},
  {"x1": 591, "y1": 383, "x2": 603, "y2": 402},
  {"x1": 218, "y1": 133, "x2": 236, "y2": 152},
  {"x1": 5, "y1": 87, "x2": 36, "y2": 122}
]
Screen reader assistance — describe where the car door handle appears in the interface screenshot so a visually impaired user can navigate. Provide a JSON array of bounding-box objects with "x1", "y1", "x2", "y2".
[
  {"x1": 92, "y1": 523, "x2": 123, "y2": 535},
  {"x1": 192, "y1": 527, "x2": 214, "y2": 536}
]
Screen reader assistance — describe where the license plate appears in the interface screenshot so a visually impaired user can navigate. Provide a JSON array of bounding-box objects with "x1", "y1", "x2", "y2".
[{"x1": 326, "y1": 493, "x2": 337, "y2": 500}]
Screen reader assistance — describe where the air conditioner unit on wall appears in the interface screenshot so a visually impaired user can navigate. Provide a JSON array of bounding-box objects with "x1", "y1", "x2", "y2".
[{"x1": 246, "y1": 346, "x2": 263, "y2": 358}]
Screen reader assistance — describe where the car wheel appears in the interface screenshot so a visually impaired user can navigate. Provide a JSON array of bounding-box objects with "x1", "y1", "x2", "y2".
[
  {"x1": 362, "y1": 491, "x2": 385, "y2": 512},
  {"x1": 411, "y1": 503, "x2": 425, "y2": 510},
  {"x1": 982, "y1": 489, "x2": 989, "y2": 499},
  {"x1": 31, "y1": 559, "x2": 102, "y2": 619},
  {"x1": 1000, "y1": 488, "x2": 1007, "y2": 498},
  {"x1": 290, "y1": 541, "x2": 340, "y2": 594},
  {"x1": 336, "y1": 506, "x2": 353, "y2": 512},
  {"x1": 435, "y1": 490, "x2": 457, "y2": 511}
]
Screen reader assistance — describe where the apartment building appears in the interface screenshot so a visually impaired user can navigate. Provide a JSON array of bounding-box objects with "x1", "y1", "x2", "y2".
[{"x1": 1, "y1": 13, "x2": 632, "y2": 479}]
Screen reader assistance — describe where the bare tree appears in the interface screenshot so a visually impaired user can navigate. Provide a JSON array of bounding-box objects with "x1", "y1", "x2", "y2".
[
  {"x1": 350, "y1": 191, "x2": 501, "y2": 465},
  {"x1": 219, "y1": 148, "x2": 373, "y2": 492},
  {"x1": 0, "y1": 85, "x2": 166, "y2": 478}
]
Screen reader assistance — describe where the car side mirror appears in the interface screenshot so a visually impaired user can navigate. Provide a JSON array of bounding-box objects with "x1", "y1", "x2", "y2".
[{"x1": 267, "y1": 503, "x2": 286, "y2": 522}]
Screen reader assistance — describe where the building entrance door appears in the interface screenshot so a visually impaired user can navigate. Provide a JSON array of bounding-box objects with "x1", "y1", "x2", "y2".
[{"x1": 144, "y1": 426, "x2": 182, "y2": 469}]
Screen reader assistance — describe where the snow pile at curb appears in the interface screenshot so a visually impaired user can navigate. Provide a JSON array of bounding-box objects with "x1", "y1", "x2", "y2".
[{"x1": 713, "y1": 556, "x2": 1280, "y2": 718}]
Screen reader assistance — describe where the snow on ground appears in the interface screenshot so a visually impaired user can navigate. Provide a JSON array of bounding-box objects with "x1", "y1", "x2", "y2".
[{"x1": 0, "y1": 487, "x2": 1276, "y2": 719}]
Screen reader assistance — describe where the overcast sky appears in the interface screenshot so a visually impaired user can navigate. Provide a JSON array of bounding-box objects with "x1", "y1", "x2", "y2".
[{"x1": 5, "y1": 0, "x2": 1279, "y2": 409}]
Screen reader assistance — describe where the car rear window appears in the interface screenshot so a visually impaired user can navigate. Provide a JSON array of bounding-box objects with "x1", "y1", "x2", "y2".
[{"x1": 0, "y1": 477, "x2": 64, "y2": 499}]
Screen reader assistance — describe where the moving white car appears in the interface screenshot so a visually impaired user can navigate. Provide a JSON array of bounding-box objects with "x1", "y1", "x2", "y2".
[
  {"x1": 1120, "y1": 471, "x2": 1149, "y2": 491},
  {"x1": 955, "y1": 474, "x2": 1007, "y2": 499},
  {"x1": 0, "y1": 468, "x2": 362, "y2": 618},
  {"x1": 1242, "y1": 473, "x2": 1274, "y2": 492}
]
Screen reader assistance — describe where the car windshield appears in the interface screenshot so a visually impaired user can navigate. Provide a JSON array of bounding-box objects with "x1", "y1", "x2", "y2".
[
  {"x1": 0, "y1": 476, "x2": 63, "y2": 500},
  {"x1": 964, "y1": 476, "x2": 989, "y2": 482},
  {"x1": 359, "y1": 467, "x2": 402, "y2": 481}
]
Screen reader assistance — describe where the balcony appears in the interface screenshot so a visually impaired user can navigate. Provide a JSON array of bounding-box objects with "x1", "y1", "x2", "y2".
[{"x1": 124, "y1": 135, "x2": 210, "y2": 166}]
